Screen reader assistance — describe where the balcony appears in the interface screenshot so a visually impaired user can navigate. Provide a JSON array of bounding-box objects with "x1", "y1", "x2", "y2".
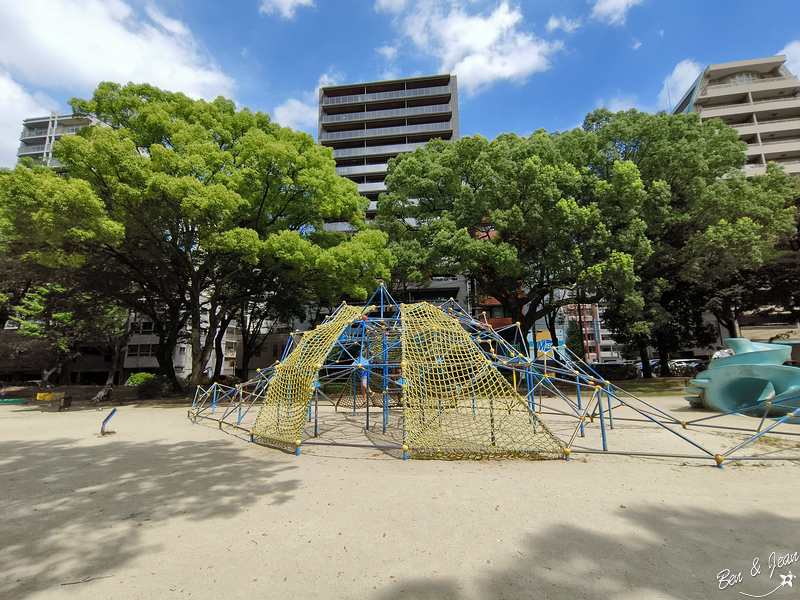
[
  {"x1": 321, "y1": 85, "x2": 451, "y2": 107},
  {"x1": 17, "y1": 144, "x2": 46, "y2": 155},
  {"x1": 321, "y1": 104, "x2": 451, "y2": 124},
  {"x1": 701, "y1": 77, "x2": 800, "y2": 102},
  {"x1": 332, "y1": 142, "x2": 426, "y2": 159},
  {"x1": 320, "y1": 121, "x2": 451, "y2": 143},
  {"x1": 335, "y1": 164, "x2": 388, "y2": 177},
  {"x1": 357, "y1": 182, "x2": 387, "y2": 194}
]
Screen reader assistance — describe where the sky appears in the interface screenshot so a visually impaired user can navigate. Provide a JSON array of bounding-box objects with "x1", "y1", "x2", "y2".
[{"x1": 1, "y1": 0, "x2": 799, "y2": 168}]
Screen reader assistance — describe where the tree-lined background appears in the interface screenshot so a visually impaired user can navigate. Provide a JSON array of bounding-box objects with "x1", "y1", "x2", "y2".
[{"x1": 1, "y1": 82, "x2": 797, "y2": 391}]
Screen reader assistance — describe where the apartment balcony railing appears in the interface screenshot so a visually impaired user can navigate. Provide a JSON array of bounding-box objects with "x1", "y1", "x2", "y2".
[
  {"x1": 18, "y1": 145, "x2": 46, "y2": 154},
  {"x1": 704, "y1": 76, "x2": 797, "y2": 92},
  {"x1": 333, "y1": 142, "x2": 425, "y2": 159},
  {"x1": 320, "y1": 121, "x2": 451, "y2": 142},
  {"x1": 20, "y1": 126, "x2": 85, "y2": 139},
  {"x1": 701, "y1": 100, "x2": 753, "y2": 111},
  {"x1": 357, "y1": 182, "x2": 387, "y2": 193},
  {"x1": 753, "y1": 117, "x2": 800, "y2": 127},
  {"x1": 321, "y1": 85, "x2": 451, "y2": 106},
  {"x1": 321, "y1": 104, "x2": 450, "y2": 124},
  {"x1": 760, "y1": 138, "x2": 800, "y2": 146},
  {"x1": 753, "y1": 96, "x2": 800, "y2": 106},
  {"x1": 335, "y1": 164, "x2": 388, "y2": 176}
]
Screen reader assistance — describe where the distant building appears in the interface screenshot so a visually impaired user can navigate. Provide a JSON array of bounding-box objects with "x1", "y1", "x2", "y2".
[
  {"x1": 318, "y1": 74, "x2": 459, "y2": 223},
  {"x1": 18, "y1": 112, "x2": 101, "y2": 167},
  {"x1": 672, "y1": 55, "x2": 800, "y2": 176},
  {"x1": 317, "y1": 74, "x2": 466, "y2": 307}
]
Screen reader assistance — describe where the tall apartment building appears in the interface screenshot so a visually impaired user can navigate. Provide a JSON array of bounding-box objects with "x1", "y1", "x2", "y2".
[
  {"x1": 18, "y1": 112, "x2": 101, "y2": 167},
  {"x1": 672, "y1": 55, "x2": 800, "y2": 175},
  {"x1": 317, "y1": 74, "x2": 465, "y2": 306},
  {"x1": 318, "y1": 74, "x2": 459, "y2": 222}
]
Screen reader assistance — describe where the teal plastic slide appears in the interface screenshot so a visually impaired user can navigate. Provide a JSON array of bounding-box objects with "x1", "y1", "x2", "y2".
[{"x1": 683, "y1": 338, "x2": 800, "y2": 416}]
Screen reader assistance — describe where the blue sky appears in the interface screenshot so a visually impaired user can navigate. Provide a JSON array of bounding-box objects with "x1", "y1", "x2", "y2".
[{"x1": 1, "y1": 0, "x2": 799, "y2": 167}]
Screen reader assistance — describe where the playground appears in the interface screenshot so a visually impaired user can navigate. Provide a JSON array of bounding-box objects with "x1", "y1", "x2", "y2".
[
  {"x1": 3, "y1": 289, "x2": 800, "y2": 598},
  {"x1": 1, "y1": 398, "x2": 799, "y2": 599},
  {"x1": 191, "y1": 287, "x2": 800, "y2": 468}
]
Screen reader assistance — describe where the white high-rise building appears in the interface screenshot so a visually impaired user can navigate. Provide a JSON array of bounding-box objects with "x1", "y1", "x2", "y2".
[
  {"x1": 672, "y1": 55, "x2": 800, "y2": 176},
  {"x1": 18, "y1": 113, "x2": 101, "y2": 167}
]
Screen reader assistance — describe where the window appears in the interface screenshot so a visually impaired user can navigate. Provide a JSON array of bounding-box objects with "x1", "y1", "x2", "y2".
[
  {"x1": 132, "y1": 321, "x2": 154, "y2": 334},
  {"x1": 730, "y1": 71, "x2": 760, "y2": 86},
  {"x1": 128, "y1": 344, "x2": 155, "y2": 357}
]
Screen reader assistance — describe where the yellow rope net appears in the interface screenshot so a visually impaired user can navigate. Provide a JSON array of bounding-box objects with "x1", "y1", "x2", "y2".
[
  {"x1": 401, "y1": 303, "x2": 564, "y2": 459},
  {"x1": 251, "y1": 304, "x2": 365, "y2": 448}
]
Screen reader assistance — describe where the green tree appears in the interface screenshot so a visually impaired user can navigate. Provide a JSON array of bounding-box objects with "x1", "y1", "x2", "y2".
[
  {"x1": 585, "y1": 109, "x2": 796, "y2": 375},
  {"x1": 378, "y1": 133, "x2": 651, "y2": 340},
  {"x1": 12, "y1": 283, "x2": 128, "y2": 385},
  {"x1": 52, "y1": 82, "x2": 391, "y2": 391},
  {"x1": 565, "y1": 319, "x2": 586, "y2": 361}
]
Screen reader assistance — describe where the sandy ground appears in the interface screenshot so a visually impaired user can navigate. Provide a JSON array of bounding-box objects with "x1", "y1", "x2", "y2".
[{"x1": 1, "y1": 396, "x2": 799, "y2": 600}]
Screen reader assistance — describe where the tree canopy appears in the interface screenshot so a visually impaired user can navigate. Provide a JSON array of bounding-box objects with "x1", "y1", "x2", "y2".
[
  {"x1": 0, "y1": 82, "x2": 394, "y2": 389},
  {"x1": 377, "y1": 132, "x2": 651, "y2": 339}
]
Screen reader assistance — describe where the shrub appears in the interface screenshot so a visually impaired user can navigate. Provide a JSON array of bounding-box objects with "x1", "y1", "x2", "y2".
[
  {"x1": 137, "y1": 375, "x2": 171, "y2": 399},
  {"x1": 125, "y1": 372, "x2": 155, "y2": 386}
]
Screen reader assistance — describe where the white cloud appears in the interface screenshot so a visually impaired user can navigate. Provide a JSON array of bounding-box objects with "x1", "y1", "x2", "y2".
[
  {"x1": 0, "y1": 0, "x2": 234, "y2": 100},
  {"x1": 145, "y1": 4, "x2": 189, "y2": 37},
  {"x1": 378, "y1": 45, "x2": 398, "y2": 60},
  {"x1": 259, "y1": 0, "x2": 314, "y2": 19},
  {"x1": 375, "y1": 0, "x2": 408, "y2": 14},
  {"x1": 0, "y1": 0, "x2": 236, "y2": 168},
  {"x1": 546, "y1": 15, "x2": 581, "y2": 33},
  {"x1": 632, "y1": 39, "x2": 642, "y2": 50},
  {"x1": 0, "y1": 71, "x2": 59, "y2": 168},
  {"x1": 779, "y1": 40, "x2": 800, "y2": 78},
  {"x1": 604, "y1": 94, "x2": 639, "y2": 112},
  {"x1": 590, "y1": 0, "x2": 643, "y2": 26},
  {"x1": 273, "y1": 98, "x2": 318, "y2": 131},
  {"x1": 381, "y1": 1, "x2": 562, "y2": 95},
  {"x1": 273, "y1": 71, "x2": 344, "y2": 133},
  {"x1": 658, "y1": 59, "x2": 702, "y2": 111}
]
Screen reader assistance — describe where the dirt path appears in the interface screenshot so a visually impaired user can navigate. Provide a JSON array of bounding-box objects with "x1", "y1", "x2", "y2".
[{"x1": 1, "y1": 400, "x2": 798, "y2": 599}]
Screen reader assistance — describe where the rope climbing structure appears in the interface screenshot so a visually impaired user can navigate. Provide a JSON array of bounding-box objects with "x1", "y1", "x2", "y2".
[{"x1": 190, "y1": 285, "x2": 800, "y2": 467}]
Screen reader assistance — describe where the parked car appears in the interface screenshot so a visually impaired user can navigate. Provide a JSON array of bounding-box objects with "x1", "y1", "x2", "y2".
[{"x1": 591, "y1": 361, "x2": 643, "y2": 381}]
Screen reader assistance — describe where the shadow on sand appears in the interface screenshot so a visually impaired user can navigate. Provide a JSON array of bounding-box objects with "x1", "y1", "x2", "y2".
[
  {"x1": 374, "y1": 505, "x2": 800, "y2": 600},
  {"x1": 0, "y1": 437, "x2": 298, "y2": 598}
]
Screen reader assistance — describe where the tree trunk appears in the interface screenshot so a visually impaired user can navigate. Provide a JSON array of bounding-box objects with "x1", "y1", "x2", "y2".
[
  {"x1": 41, "y1": 364, "x2": 59, "y2": 386},
  {"x1": 638, "y1": 339, "x2": 653, "y2": 379},
  {"x1": 153, "y1": 323, "x2": 182, "y2": 393},
  {"x1": 718, "y1": 304, "x2": 742, "y2": 339},
  {"x1": 103, "y1": 317, "x2": 132, "y2": 389},
  {"x1": 212, "y1": 314, "x2": 233, "y2": 381},
  {"x1": 656, "y1": 334, "x2": 672, "y2": 377},
  {"x1": 545, "y1": 308, "x2": 559, "y2": 352}
]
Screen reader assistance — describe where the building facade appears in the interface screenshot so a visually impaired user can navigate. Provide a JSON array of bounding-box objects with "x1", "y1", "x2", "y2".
[
  {"x1": 318, "y1": 74, "x2": 459, "y2": 221},
  {"x1": 18, "y1": 113, "x2": 102, "y2": 167},
  {"x1": 672, "y1": 55, "x2": 800, "y2": 176},
  {"x1": 317, "y1": 74, "x2": 466, "y2": 307}
]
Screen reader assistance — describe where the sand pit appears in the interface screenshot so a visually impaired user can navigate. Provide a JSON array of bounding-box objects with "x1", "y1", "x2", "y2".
[{"x1": 1, "y1": 398, "x2": 799, "y2": 600}]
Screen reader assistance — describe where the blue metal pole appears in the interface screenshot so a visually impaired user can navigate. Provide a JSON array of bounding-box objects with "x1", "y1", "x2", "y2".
[
  {"x1": 576, "y1": 379, "x2": 585, "y2": 437},
  {"x1": 382, "y1": 329, "x2": 388, "y2": 434},
  {"x1": 101, "y1": 408, "x2": 118, "y2": 435},
  {"x1": 596, "y1": 389, "x2": 608, "y2": 451},
  {"x1": 606, "y1": 386, "x2": 614, "y2": 430}
]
